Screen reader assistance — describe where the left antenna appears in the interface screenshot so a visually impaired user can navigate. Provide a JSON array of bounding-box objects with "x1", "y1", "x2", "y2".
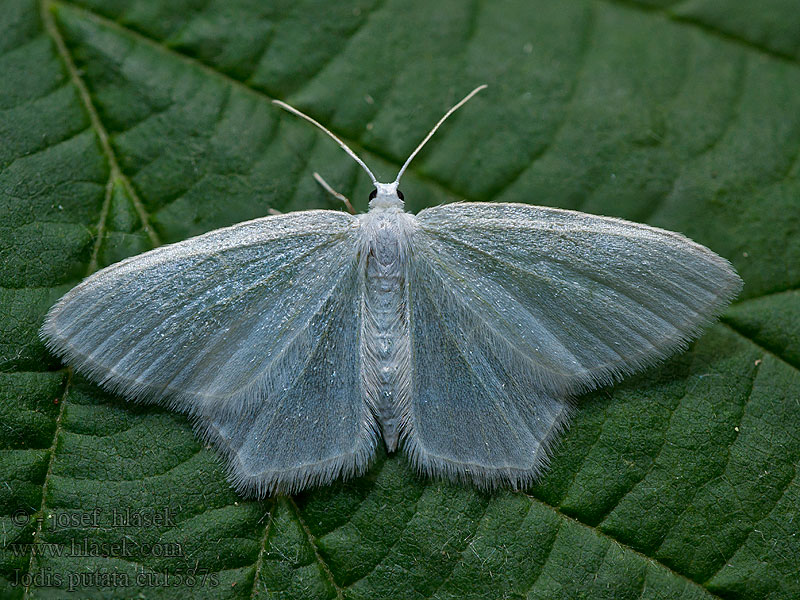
[{"x1": 272, "y1": 99, "x2": 379, "y2": 185}]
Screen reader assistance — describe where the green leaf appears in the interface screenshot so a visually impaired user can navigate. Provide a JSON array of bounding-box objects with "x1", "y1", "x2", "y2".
[{"x1": 2, "y1": 0, "x2": 798, "y2": 598}]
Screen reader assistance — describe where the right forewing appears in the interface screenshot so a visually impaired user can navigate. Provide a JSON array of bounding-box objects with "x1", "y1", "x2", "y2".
[{"x1": 414, "y1": 202, "x2": 742, "y2": 395}]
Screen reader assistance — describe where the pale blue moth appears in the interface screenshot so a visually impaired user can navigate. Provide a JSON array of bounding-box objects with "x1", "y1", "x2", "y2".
[{"x1": 41, "y1": 86, "x2": 742, "y2": 496}]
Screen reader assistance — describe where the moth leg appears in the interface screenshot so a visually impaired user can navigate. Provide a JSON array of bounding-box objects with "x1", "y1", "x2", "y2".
[{"x1": 313, "y1": 172, "x2": 356, "y2": 215}]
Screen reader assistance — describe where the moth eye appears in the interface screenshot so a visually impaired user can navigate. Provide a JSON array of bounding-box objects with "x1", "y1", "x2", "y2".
[
  {"x1": 369, "y1": 189, "x2": 377, "y2": 200},
  {"x1": 397, "y1": 190, "x2": 405, "y2": 201}
]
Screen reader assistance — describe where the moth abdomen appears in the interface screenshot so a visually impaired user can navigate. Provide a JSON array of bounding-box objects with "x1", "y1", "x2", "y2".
[{"x1": 359, "y1": 211, "x2": 415, "y2": 452}]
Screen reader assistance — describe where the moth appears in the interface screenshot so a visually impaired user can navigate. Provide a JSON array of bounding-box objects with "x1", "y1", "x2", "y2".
[{"x1": 41, "y1": 86, "x2": 742, "y2": 495}]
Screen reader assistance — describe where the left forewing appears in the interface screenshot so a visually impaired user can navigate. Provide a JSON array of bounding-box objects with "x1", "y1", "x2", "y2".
[
  {"x1": 414, "y1": 201, "x2": 742, "y2": 394},
  {"x1": 399, "y1": 202, "x2": 741, "y2": 488}
]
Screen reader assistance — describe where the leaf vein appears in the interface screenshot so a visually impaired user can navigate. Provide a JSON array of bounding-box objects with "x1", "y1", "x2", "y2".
[
  {"x1": 287, "y1": 496, "x2": 344, "y2": 600},
  {"x1": 42, "y1": 0, "x2": 160, "y2": 254},
  {"x1": 249, "y1": 499, "x2": 276, "y2": 600}
]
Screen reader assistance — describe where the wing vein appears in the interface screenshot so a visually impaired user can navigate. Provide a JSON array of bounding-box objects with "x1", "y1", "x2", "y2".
[
  {"x1": 99, "y1": 235, "x2": 346, "y2": 373},
  {"x1": 424, "y1": 227, "x2": 695, "y2": 337},
  {"x1": 417, "y1": 249, "x2": 592, "y2": 378},
  {"x1": 59, "y1": 226, "x2": 348, "y2": 339},
  {"x1": 411, "y1": 266, "x2": 532, "y2": 468},
  {"x1": 437, "y1": 216, "x2": 728, "y2": 293},
  {"x1": 124, "y1": 237, "x2": 354, "y2": 395}
]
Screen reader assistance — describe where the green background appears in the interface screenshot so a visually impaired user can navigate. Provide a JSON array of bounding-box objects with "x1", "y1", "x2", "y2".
[{"x1": 2, "y1": 0, "x2": 799, "y2": 598}]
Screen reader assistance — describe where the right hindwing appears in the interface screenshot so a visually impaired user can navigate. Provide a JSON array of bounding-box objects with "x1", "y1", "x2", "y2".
[{"x1": 41, "y1": 210, "x2": 379, "y2": 495}]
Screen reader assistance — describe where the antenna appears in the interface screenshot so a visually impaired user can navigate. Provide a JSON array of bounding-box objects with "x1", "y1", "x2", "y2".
[
  {"x1": 394, "y1": 84, "x2": 487, "y2": 184},
  {"x1": 272, "y1": 84, "x2": 487, "y2": 187},
  {"x1": 272, "y1": 99, "x2": 379, "y2": 185}
]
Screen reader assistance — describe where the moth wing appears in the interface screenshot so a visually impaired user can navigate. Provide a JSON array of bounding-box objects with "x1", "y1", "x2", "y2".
[
  {"x1": 403, "y1": 202, "x2": 742, "y2": 488},
  {"x1": 42, "y1": 210, "x2": 377, "y2": 495}
]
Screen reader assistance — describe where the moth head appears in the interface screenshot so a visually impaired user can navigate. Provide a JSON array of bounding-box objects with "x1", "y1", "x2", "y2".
[{"x1": 369, "y1": 183, "x2": 405, "y2": 209}]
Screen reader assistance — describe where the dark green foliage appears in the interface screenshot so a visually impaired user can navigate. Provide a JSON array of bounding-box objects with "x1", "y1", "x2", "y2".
[{"x1": 1, "y1": 0, "x2": 798, "y2": 597}]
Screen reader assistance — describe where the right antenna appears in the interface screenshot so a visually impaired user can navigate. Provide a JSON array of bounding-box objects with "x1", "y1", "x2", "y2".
[{"x1": 393, "y1": 84, "x2": 488, "y2": 184}]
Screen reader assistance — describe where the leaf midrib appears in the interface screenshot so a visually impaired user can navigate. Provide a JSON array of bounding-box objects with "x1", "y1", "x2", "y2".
[{"x1": 42, "y1": 0, "x2": 159, "y2": 252}]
